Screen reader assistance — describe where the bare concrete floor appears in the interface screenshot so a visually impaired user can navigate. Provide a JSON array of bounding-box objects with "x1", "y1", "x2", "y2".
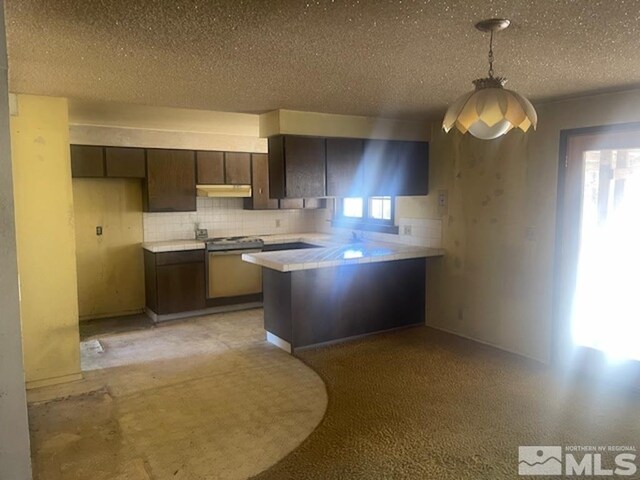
[{"x1": 27, "y1": 309, "x2": 328, "y2": 480}]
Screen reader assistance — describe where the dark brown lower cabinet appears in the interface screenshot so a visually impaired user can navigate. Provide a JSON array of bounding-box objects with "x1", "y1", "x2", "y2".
[
  {"x1": 144, "y1": 250, "x2": 206, "y2": 315},
  {"x1": 263, "y1": 258, "x2": 426, "y2": 351}
]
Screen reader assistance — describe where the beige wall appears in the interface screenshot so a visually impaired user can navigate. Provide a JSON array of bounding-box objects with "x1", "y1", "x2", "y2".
[
  {"x1": 69, "y1": 99, "x2": 267, "y2": 153},
  {"x1": 426, "y1": 88, "x2": 640, "y2": 363},
  {"x1": 73, "y1": 178, "x2": 144, "y2": 320},
  {"x1": 11, "y1": 94, "x2": 81, "y2": 388},
  {"x1": 260, "y1": 109, "x2": 430, "y2": 141}
]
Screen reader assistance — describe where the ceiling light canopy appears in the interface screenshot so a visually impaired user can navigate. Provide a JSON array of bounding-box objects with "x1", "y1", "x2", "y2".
[{"x1": 442, "y1": 18, "x2": 537, "y2": 140}]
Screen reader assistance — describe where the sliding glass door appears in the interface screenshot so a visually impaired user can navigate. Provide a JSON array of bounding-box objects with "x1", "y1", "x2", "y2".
[{"x1": 557, "y1": 127, "x2": 640, "y2": 387}]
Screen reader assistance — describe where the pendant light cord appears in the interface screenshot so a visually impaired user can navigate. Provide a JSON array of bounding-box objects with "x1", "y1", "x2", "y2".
[{"x1": 488, "y1": 30, "x2": 494, "y2": 78}]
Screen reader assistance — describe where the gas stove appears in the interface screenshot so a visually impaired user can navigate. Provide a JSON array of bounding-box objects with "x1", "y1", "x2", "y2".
[{"x1": 205, "y1": 236, "x2": 264, "y2": 251}]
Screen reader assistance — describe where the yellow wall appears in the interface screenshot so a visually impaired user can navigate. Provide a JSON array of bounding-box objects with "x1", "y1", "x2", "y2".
[
  {"x1": 73, "y1": 178, "x2": 144, "y2": 320},
  {"x1": 10, "y1": 94, "x2": 81, "y2": 388},
  {"x1": 426, "y1": 88, "x2": 640, "y2": 363}
]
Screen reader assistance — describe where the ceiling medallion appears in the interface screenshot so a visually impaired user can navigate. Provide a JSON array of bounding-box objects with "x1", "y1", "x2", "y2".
[{"x1": 442, "y1": 18, "x2": 538, "y2": 140}]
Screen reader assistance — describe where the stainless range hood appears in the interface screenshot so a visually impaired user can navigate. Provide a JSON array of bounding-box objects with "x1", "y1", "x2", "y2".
[{"x1": 196, "y1": 185, "x2": 252, "y2": 198}]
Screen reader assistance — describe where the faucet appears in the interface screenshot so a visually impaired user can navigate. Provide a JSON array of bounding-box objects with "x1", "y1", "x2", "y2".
[{"x1": 351, "y1": 230, "x2": 362, "y2": 243}]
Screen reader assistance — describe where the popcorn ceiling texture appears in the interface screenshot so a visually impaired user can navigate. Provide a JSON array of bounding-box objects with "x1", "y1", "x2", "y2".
[{"x1": 6, "y1": 1, "x2": 640, "y2": 119}]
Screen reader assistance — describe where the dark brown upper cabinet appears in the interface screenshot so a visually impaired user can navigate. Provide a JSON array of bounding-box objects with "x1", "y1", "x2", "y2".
[
  {"x1": 105, "y1": 147, "x2": 146, "y2": 178},
  {"x1": 224, "y1": 152, "x2": 251, "y2": 185},
  {"x1": 72, "y1": 145, "x2": 146, "y2": 179},
  {"x1": 363, "y1": 140, "x2": 429, "y2": 196},
  {"x1": 71, "y1": 145, "x2": 105, "y2": 177},
  {"x1": 244, "y1": 153, "x2": 279, "y2": 210},
  {"x1": 196, "y1": 151, "x2": 225, "y2": 184},
  {"x1": 326, "y1": 138, "x2": 364, "y2": 197},
  {"x1": 394, "y1": 141, "x2": 429, "y2": 196},
  {"x1": 362, "y1": 140, "x2": 396, "y2": 196},
  {"x1": 269, "y1": 135, "x2": 326, "y2": 199},
  {"x1": 144, "y1": 149, "x2": 196, "y2": 212},
  {"x1": 196, "y1": 151, "x2": 251, "y2": 185}
]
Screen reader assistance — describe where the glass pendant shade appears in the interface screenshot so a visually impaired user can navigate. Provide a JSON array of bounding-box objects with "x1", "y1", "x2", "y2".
[
  {"x1": 443, "y1": 86, "x2": 537, "y2": 140},
  {"x1": 442, "y1": 18, "x2": 537, "y2": 140}
]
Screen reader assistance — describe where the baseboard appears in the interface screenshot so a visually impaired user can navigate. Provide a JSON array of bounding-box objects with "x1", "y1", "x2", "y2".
[
  {"x1": 146, "y1": 302, "x2": 263, "y2": 323},
  {"x1": 26, "y1": 372, "x2": 84, "y2": 390},
  {"x1": 426, "y1": 324, "x2": 548, "y2": 365},
  {"x1": 266, "y1": 332, "x2": 292, "y2": 353},
  {"x1": 294, "y1": 323, "x2": 424, "y2": 353},
  {"x1": 79, "y1": 309, "x2": 145, "y2": 322}
]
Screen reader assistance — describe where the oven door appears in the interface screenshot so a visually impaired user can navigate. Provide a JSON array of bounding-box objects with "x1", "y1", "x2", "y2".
[{"x1": 207, "y1": 249, "x2": 263, "y2": 299}]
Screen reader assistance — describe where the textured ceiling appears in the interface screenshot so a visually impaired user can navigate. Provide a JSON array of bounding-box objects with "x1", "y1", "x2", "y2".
[{"x1": 6, "y1": 0, "x2": 640, "y2": 120}]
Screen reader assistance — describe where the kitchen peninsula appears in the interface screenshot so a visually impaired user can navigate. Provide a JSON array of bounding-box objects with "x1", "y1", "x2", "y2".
[{"x1": 242, "y1": 242, "x2": 443, "y2": 353}]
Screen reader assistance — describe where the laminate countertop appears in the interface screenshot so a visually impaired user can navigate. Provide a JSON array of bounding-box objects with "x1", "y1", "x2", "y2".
[{"x1": 242, "y1": 242, "x2": 444, "y2": 272}]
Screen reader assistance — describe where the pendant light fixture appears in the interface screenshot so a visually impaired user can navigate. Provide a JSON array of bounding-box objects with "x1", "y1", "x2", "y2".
[{"x1": 442, "y1": 18, "x2": 537, "y2": 140}]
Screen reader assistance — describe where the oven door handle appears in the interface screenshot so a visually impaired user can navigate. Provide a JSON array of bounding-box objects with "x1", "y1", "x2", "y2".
[{"x1": 208, "y1": 248, "x2": 263, "y2": 256}]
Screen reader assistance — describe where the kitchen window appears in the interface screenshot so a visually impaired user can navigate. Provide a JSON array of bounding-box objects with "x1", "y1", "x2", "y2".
[
  {"x1": 369, "y1": 196, "x2": 392, "y2": 221},
  {"x1": 333, "y1": 196, "x2": 398, "y2": 233}
]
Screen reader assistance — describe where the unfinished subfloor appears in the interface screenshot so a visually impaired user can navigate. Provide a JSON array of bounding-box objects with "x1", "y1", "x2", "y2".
[{"x1": 27, "y1": 309, "x2": 328, "y2": 480}]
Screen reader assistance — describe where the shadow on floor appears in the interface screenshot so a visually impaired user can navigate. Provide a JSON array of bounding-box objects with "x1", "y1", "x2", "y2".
[{"x1": 79, "y1": 313, "x2": 155, "y2": 340}]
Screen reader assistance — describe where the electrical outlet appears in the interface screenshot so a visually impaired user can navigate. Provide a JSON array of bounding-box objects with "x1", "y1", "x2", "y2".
[
  {"x1": 96, "y1": 226, "x2": 103, "y2": 236},
  {"x1": 438, "y1": 190, "x2": 448, "y2": 207},
  {"x1": 403, "y1": 225, "x2": 412, "y2": 235},
  {"x1": 524, "y1": 226, "x2": 536, "y2": 241},
  {"x1": 275, "y1": 219, "x2": 281, "y2": 228}
]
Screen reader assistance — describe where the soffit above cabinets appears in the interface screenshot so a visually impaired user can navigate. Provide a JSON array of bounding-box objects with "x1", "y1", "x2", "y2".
[{"x1": 259, "y1": 110, "x2": 430, "y2": 142}]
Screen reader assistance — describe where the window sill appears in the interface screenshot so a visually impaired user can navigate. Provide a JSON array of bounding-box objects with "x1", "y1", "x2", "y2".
[{"x1": 331, "y1": 219, "x2": 399, "y2": 235}]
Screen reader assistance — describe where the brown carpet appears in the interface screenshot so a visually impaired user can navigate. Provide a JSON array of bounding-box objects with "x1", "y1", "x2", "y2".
[{"x1": 253, "y1": 327, "x2": 640, "y2": 480}]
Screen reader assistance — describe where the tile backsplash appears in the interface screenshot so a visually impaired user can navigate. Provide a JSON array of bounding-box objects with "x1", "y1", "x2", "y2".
[
  {"x1": 144, "y1": 197, "x2": 442, "y2": 248},
  {"x1": 315, "y1": 204, "x2": 442, "y2": 248},
  {"x1": 143, "y1": 197, "x2": 323, "y2": 242}
]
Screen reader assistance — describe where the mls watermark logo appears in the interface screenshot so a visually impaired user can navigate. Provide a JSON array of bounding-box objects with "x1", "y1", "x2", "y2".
[
  {"x1": 519, "y1": 446, "x2": 563, "y2": 475},
  {"x1": 519, "y1": 445, "x2": 638, "y2": 476}
]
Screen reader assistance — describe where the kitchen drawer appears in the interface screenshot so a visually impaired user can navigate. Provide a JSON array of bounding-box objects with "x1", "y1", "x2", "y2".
[{"x1": 155, "y1": 250, "x2": 204, "y2": 266}]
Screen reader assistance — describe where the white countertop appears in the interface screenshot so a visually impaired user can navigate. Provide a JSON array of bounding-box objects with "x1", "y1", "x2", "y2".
[
  {"x1": 142, "y1": 239, "x2": 206, "y2": 253},
  {"x1": 242, "y1": 241, "x2": 444, "y2": 272},
  {"x1": 142, "y1": 233, "x2": 334, "y2": 253},
  {"x1": 142, "y1": 234, "x2": 445, "y2": 270}
]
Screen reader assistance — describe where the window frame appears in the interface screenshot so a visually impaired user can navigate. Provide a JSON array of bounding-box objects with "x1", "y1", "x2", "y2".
[{"x1": 332, "y1": 196, "x2": 399, "y2": 234}]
